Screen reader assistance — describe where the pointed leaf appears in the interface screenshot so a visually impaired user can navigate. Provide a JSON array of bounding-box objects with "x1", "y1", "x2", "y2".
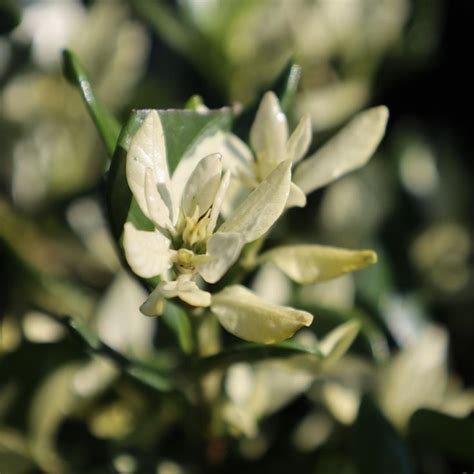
[{"x1": 62, "y1": 49, "x2": 121, "y2": 158}]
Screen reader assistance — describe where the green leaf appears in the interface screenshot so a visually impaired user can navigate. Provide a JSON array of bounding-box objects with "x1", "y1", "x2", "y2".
[
  {"x1": 409, "y1": 409, "x2": 474, "y2": 462},
  {"x1": 52, "y1": 314, "x2": 174, "y2": 393},
  {"x1": 62, "y1": 49, "x2": 121, "y2": 158},
  {"x1": 106, "y1": 107, "x2": 232, "y2": 240},
  {"x1": 353, "y1": 396, "x2": 414, "y2": 474},
  {"x1": 191, "y1": 341, "x2": 322, "y2": 375},
  {"x1": 162, "y1": 302, "x2": 194, "y2": 355},
  {"x1": 233, "y1": 61, "x2": 302, "y2": 142}
]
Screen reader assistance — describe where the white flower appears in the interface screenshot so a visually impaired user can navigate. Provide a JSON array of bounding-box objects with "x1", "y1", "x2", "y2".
[
  {"x1": 123, "y1": 110, "x2": 294, "y2": 318},
  {"x1": 175, "y1": 91, "x2": 389, "y2": 214}
]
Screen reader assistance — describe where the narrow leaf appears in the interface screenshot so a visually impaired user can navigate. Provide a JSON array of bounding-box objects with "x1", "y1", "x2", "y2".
[{"x1": 62, "y1": 49, "x2": 121, "y2": 158}]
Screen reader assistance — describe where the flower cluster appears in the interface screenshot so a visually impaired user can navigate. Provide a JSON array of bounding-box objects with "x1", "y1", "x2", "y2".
[{"x1": 123, "y1": 94, "x2": 388, "y2": 343}]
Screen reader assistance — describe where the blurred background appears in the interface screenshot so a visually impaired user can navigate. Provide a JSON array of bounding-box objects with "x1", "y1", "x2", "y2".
[{"x1": 0, "y1": 0, "x2": 473, "y2": 473}]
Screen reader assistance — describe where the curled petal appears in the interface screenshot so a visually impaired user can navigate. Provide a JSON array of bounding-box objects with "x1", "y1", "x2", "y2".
[
  {"x1": 207, "y1": 170, "x2": 230, "y2": 234},
  {"x1": 123, "y1": 223, "x2": 173, "y2": 279},
  {"x1": 182, "y1": 153, "x2": 222, "y2": 217},
  {"x1": 197, "y1": 232, "x2": 244, "y2": 283},
  {"x1": 293, "y1": 106, "x2": 389, "y2": 194},
  {"x1": 171, "y1": 130, "x2": 252, "y2": 206},
  {"x1": 140, "y1": 277, "x2": 211, "y2": 317},
  {"x1": 286, "y1": 182, "x2": 307, "y2": 209},
  {"x1": 250, "y1": 91, "x2": 289, "y2": 178},
  {"x1": 145, "y1": 168, "x2": 174, "y2": 234},
  {"x1": 211, "y1": 285, "x2": 313, "y2": 344},
  {"x1": 286, "y1": 113, "x2": 312, "y2": 164},
  {"x1": 260, "y1": 244, "x2": 377, "y2": 284},
  {"x1": 219, "y1": 159, "x2": 292, "y2": 243},
  {"x1": 126, "y1": 111, "x2": 175, "y2": 221}
]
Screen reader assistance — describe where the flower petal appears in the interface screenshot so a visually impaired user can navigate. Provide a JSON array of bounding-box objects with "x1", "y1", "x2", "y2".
[
  {"x1": 207, "y1": 170, "x2": 230, "y2": 234},
  {"x1": 211, "y1": 285, "x2": 313, "y2": 344},
  {"x1": 182, "y1": 153, "x2": 222, "y2": 217},
  {"x1": 293, "y1": 106, "x2": 389, "y2": 194},
  {"x1": 171, "y1": 130, "x2": 252, "y2": 205},
  {"x1": 126, "y1": 111, "x2": 175, "y2": 221},
  {"x1": 250, "y1": 91, "x2": 289, "y2": 178},
  {"x1": 219, "y1": 159, "x2": 292, "y2": 243},
  {"x1": 144, "y1": 168, "x2": 174, "y2": 234},
  {"x1": 140, "y1": 277, "x2": 211, "y2": 317},
  {"x1": 123, "y1": 222, "x2": 172, "y2": 279},
  {"x1": 140, "y1": 285, "x2": 166, "y2": 317},
  {"x1": 197, "y1": 232, "x2": 244, "y2": 283},
  {"x1": 286, "y1": 182, "x2": 307, "y2": 208},
  {"x1": 286, "y1": 113, "x2": 312, "y2": 164},
  {"x1": 161, "y1": 277, "x2": 211, "y2": 307},
  {"x1": 260, "y1": 245, "x2": 377, "y2": 284}
]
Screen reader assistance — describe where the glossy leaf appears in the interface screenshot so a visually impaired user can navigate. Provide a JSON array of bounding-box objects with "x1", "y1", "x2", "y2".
[{"x1": 62, "y1": 49, "x2": 121, "y2": 158}]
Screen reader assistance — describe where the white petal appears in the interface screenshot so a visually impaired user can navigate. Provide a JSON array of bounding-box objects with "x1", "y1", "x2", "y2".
[
  {"x1": 250, "y1": 92, "x2": 289, "y2": 177},
  {"x1": 140, "y1": 284, "x2": 166, "y2": 317},
  {"x1": 221, "y1": 133, "x2": 255, "y2": 177},
  {"x1": 140, "y1": 277, "x2": 211, "y2": 316},
  {"x1": 286, "y1": 113, "x2": 312, "y2": 164},
  {"x1": 144, "y1": 168, "x2": 174, "y2": 233},
  {"x1": 319, "y1": 321, "x2": 360, "y2": 366},
  {"x1": 286, "y1": 182, "x2": 307, "y2": 209},
  {"x1": 123, "y1": 222, "x2": 172, "y2": 279},
  {"x1": 197, "y1": 232, "x2": 244, "y2": 283},
  {"x1": 208, "y1": 170, "x2": 230, "y2": 234},
  {"x1": 160, "y1": 277, "x2": 211, "y2": 307},
  {"x1": 293, "y1": 106, "x2": 389, "y2": 194},
  {"x1": 219, "y1": 159, "x2": 292, "y2": 243},
  {"x1": 171, "y1": 130, "x2": 252, "y2": 206},
  {"x1": 211, "y1": 285, "x2": 313, "y2": 344},
  {"x1": 126, "y1": 111, "x2": 175, "y2": 221},
  {"x1": 182, "y1": 153, "x2": 222, "y2": 217},
  {"x1": 260, "y1": 244, "x2": 377, "y2": 284}
]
